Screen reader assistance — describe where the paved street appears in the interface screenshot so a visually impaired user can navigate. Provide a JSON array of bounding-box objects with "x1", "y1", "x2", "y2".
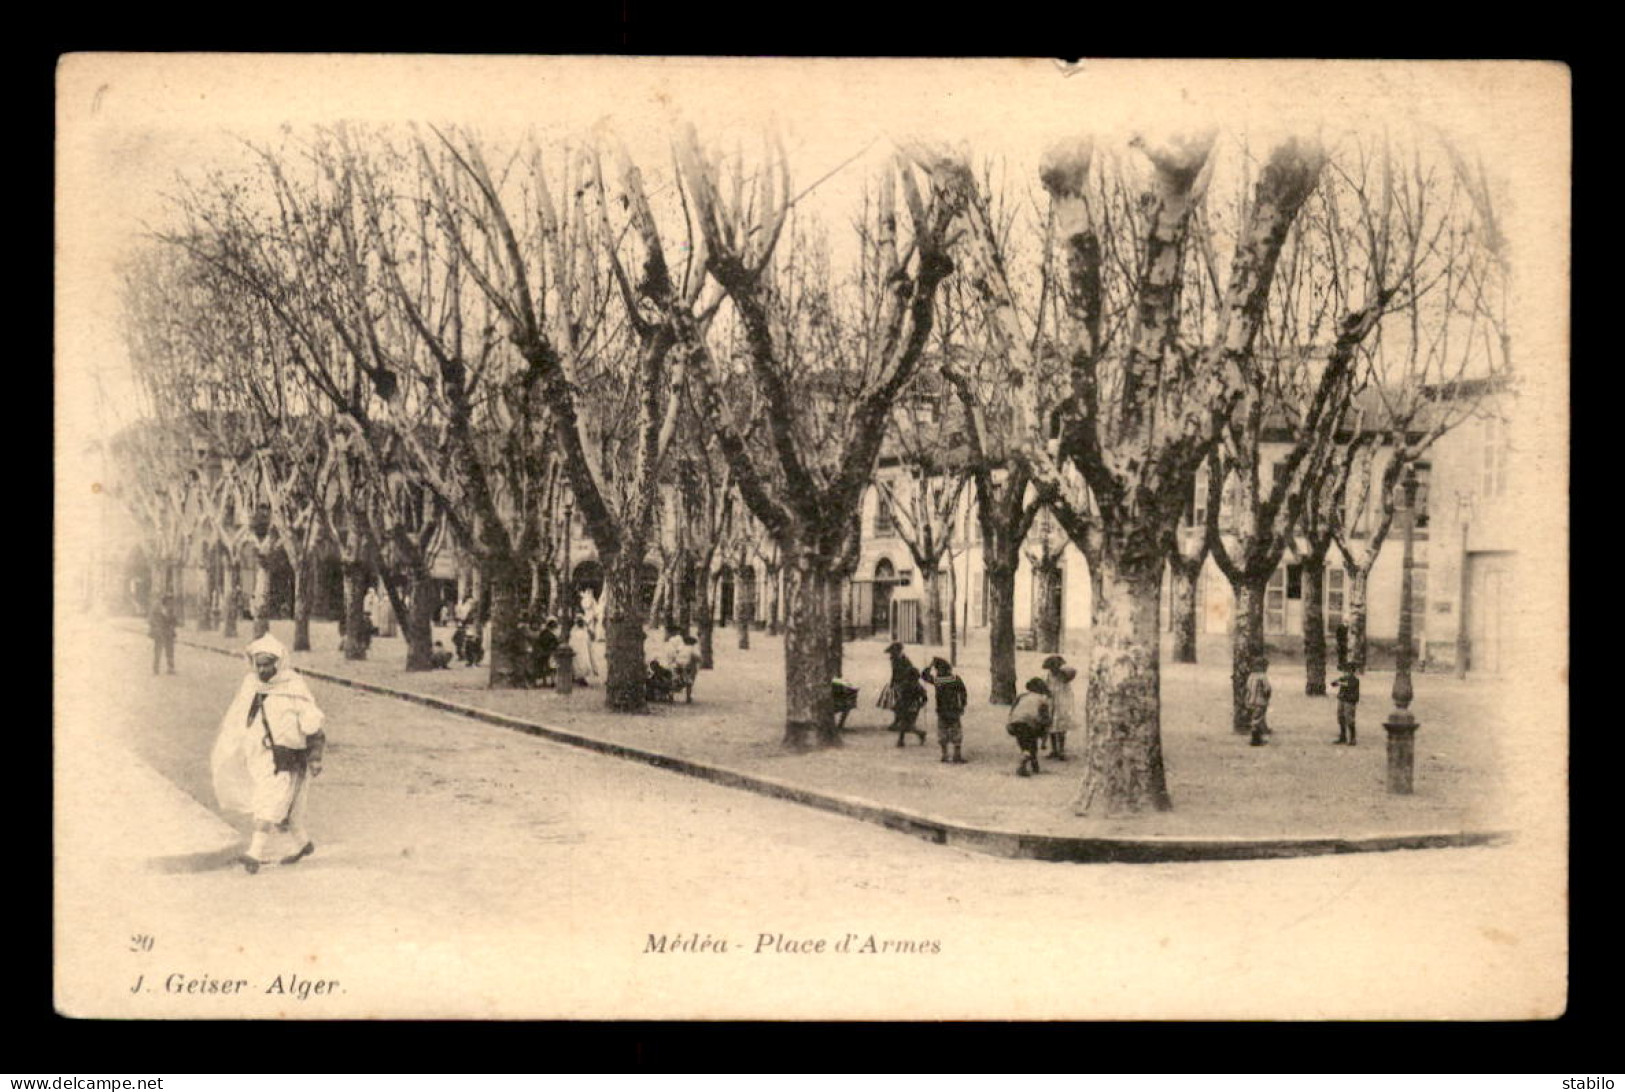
[{"x1": 55, "y1": 623, "x2": 1566, "y2": 1020}]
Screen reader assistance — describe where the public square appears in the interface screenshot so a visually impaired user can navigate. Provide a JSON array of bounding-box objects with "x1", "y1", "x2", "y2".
[{"x1": 53, "y1": 617, "x2": 1565, "y2": 1020}]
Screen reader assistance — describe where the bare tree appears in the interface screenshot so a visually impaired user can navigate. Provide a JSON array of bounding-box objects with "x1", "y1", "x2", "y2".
[
  {"x1": 650, "y1": 130, "x2": 964, "y2": 747},
  {"x1": 948, "y1": 132, "x2": 1328, "y2": 814}
]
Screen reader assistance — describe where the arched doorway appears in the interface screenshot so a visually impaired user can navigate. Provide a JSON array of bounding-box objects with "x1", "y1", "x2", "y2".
[
  {"x1": 717, "y1": 566, "x2": 736, "y2": 626},
  {"x1": 872, "y1": 558, "x2": 896, "y2": 634}
]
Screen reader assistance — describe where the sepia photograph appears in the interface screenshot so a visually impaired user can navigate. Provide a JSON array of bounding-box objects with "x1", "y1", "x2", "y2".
[{"x1": 53, "y1": 54, "x2": 1569, "y2": 1021}]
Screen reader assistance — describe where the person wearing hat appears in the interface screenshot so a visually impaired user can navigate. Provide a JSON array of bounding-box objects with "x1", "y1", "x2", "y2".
[
  {"x1": 210, "y1": 635, "x2": 328, "y2": 874},
  {"x1": 921, "y1": 656, "x2": 969, "y2": 764},
  {"x1": 1006, "y1": 677, "x2": 1053, "y2": 777},
  {"x1": 148, "y1": 593, "x2": 178, "y2": 675},
  {"x1": 1245, "y1": 653, "x2": 1273, "y2": 746},
  {"x1": 532, "y1": 618, "x2": 561, "y2": 687},
  {"x1": 881, "y1": 642, "x2": 927, "y2": 746},
  {"x1": 1041, "y1": 654, "x2": 1078, "y2": 761}
]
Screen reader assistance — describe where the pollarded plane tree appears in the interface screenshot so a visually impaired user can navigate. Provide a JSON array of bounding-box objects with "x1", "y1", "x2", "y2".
[
  {"x1": 946, "y1": 132, "x2": 1329, "y2": 814},
  {"x1": 422, "y1": 127, "x2": 702, "y2": 711},
  {"x1": 160, "y1": 133, "x2": 445, "y2": 667},
  {"x1": 642, "y1": 129, "x2": 964, "y2": 747},
  {"x1": 874, "y1": 368, "x2": 971, "y2": 652},
  {"x1": 118, "y1": 245, "x2": 245, "y2": 632},
  {"x1": 343, "y1": 128, "x2": 577, "y2": 686},
  {"x1": 1199, "y1": 131, "x2": 1430, "y2": 735},
  {"x1": 934, "y1": 160, "x2": 1120, "y2": 701}
]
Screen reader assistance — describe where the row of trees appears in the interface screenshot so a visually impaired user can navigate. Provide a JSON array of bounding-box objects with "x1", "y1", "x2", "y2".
[{"x1": 113, "y1": 119, "x2": 1508, "y2": 814}]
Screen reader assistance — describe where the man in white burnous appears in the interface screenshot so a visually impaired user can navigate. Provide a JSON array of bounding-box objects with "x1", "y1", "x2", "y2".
[{"x1": 211, "y1": 635, "x2": 328, "y2": 874}]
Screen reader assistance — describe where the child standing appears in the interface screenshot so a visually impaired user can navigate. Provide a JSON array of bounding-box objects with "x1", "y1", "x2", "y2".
[
  {"x1": 1331, "y1": 665, "x2": 1360, "y2": 745},
  {"x1": 1006, "y1": 678, "x2": 1052, "y2": 777},
  {"x1": 1041, "y1": 655, "x2": 1077, "y2": 761},
  {"x1": 1245, "y1": 654, "x2": 1273, "y2": 747},
  {"x1": 922, "y1": 657, "x2": 969, "y2": 764}
]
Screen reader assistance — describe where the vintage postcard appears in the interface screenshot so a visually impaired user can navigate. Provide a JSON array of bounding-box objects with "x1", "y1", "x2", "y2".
[{"x1": 54, "y1": 55, "x2": 1569, "y2": 1020}]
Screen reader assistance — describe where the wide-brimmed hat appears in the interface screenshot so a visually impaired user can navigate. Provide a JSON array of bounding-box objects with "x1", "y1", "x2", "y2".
[
  {"x1": 1025, "y1": 677, "x2": 1050, "y2": 695},
  {"x1": 1041, "y1": 654, "x2": 1066, "y2": 671},
  {"x1": 884, "y1": 642, "x2": 904, "y2": 655},
  {"x1": 930, "y1": 657, "x2": 952, "y2": 673}
]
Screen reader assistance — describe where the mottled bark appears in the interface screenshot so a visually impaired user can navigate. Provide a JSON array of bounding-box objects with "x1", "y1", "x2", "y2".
[
  {"x1": 1348, "y1": 566, "x2": 1371, "y2": 671},
  {"x1": 1168, "y1": 556, "x2": 1201, "y2": 664},
  {"x1": 602, "y1": 553, "x2": 649, "y2": 712},
  {"x1": 1301, "y1": 554, "x2": 1328, "y2": 695},
  {"x1": 401, "y1": 569, "x2": 438, "y2": 672},
  {"x1": 697, "y1": 569, "x2": 716, "y2": 669},
  {"x1": 825, "y1": 572, "x2": 846, "y2": 683},
  {"x1": 341, "y1": 562, "x2": 371, "y2": 661},
  {"x1": 484, "y1": 560, "x2": 529, "y2": 688},
  {"x1": 1074, "y1": 550, "x2": 1172, "y2": 815},
  {"x1": 782, "y1": 557, "x2": 838, "y2": 749},
  {"x1": 986, "y1": 560, "x2": 1018, "y2": 705},
  {"x1": 1032, "y1": 561, "x2": 1063, "y2": 654},
  {"x1": 1229, "y1": 581, "x2": 1267, "y2": 734},
  {"x1": 921, "y1": 566, "x2": 945, "y2": 648}
]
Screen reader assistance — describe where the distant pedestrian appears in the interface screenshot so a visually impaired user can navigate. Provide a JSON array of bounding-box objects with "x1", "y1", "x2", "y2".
[
  {"x1": 670, "y1": 633, "x2": 701, "y2": 702},
  {"x1": 922, "y1": 657, "x2": 969, "y2": 764},
  {"x1": 1006, "y1": 677, "x2": 1052, "y2": 777},
  {"x1": 210, "y1": 635, "x2": 328, "y2": 875},
  {"x1": 1331, "y1": 664, "x2": 1360, "y2": 745},
  {"x1": 881, "y1": 642, "x2": 927, "y2": 747},
  {"x1": 532, "y1": 619, "x2": 560, "y2": 687},
  {"x1": 148, "y1": 594, "x2": 178, "y2": 675},
  {"x1": 646, "y1": 659, "x2": 677, "y2": 702},
  {"x1": 1245, "y1": 654, "x2": 1273, "y2": 746},
  {"x1": 430, "y1": 641, "x2": 454, "y2": 669},
  {"x1": 568, "y1": 618, "x2": 598, "y2": 686},
  {"x1": 1041, "y1": 654, "x2": 1077, "y2": 761}
]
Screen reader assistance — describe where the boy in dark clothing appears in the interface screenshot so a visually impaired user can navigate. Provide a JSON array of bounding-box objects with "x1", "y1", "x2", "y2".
[
  {"x1": 646, "y1": 659, "x2": 676, "y2": 702},
  {"x1": 430, "y1": 641, "x2": 454, "y2": 669},
  {"x1": 1245, "y1": 655, "x2": 1273, "y2": 747},
  {"x1": 831, "y1": 679, "x2": 860, "y2": 730},
  {"x1": 148, "y1": 594, "x2": 178, "y2": 675},
  {"x1": 922, "y1": 657, "x2": 969, "y2": 764},
  {"x1": 532, "y1": 620, "x2": 560, "y2": 687},
  {"x1": 1331, "y1": 666, "x2": 1360, "y2": 745},
  {"x1": 882, "y1": 642, "x2": 928, "y2": 746}
]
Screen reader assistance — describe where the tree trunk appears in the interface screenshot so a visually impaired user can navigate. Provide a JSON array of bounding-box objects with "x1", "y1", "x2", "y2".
[
  {"x1": 221, "y1": 552, "x2": 240, "y2": 639},
  {"x1": 1074, "y1": 548, "x2": 1172, "y2": 815},
  {"x1": 825, "y1": 572, "x2": 846, "y2": 683},
  {"x1": 677, "y1": 558, "x2": 695, "y2": 632},
  {"x1": 1033, "y1": 561, "x2": 1062, "y2": 654},
  {"x1": 767, "y1": 567, "x2": 782, "y2": 636},
  {"x1": 1169, "y1": 557, "x2": 1201, "y2": 664},
  {"x1": 1348, "y1": 565, "x2": 1371, "y2": 671},
  {"x1": 252, "y1": 552, "x2": 273, "y2": 639},
  {"x1": 402, "y1": 568, "x2": 438, "y2": 671},
  {"x1": 986, "y1": 559, "x2": 1018, "y2": 705},
  {"x1": 197, "y1": 549, "x2": 218, "y2": 632},
  {"x1": 736, "y1": 569, "x2": 754, "y2": 650},
  {"x1": 697, "y1": 569, "x2": 716, "y2": 669},
  {"x1": 484, "y1": 559, "x2": 529, "y2": 688},
  {"x1": 1301, "y1": 555, "x2": 1328, "y2": 695},
  {"x1": 781, "y1": 556, "x2": 837, "y2": 749},
  {"x1": 601, "y1": 552, "x2": 649, "y2": 712},
  {"x1": 291, "y1": 554, "x2": 313, "y2": 653},
  {"x1": 921, "y1": 564, "x2": 944, "y2": 648},
  {"x1": 1229, "y1": 580, "x2": 1267, "y2": 734},
  {"x1": 341, "y1": 562, "x2": 370, "y2": 661}
]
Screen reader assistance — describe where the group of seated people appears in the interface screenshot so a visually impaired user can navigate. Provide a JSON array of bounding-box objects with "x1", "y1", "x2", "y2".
[{"x1": 647, "y1": 626, "x2": 702, "y2": 703}]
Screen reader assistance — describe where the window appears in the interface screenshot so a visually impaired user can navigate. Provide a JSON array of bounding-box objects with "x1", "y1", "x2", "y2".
[
  {"x1": 873, "y1": 489, "x2": 896, "y2": 537},
  {"x1": 1326, "y1": 568, "x2": 1345, "y2": 630},
  {"x1": 1186, "y1": 470, "x2": 1208, "y2": 529},
  {"x1": 1266, "y1": 568, "x2": 1286, "y2": 634}
]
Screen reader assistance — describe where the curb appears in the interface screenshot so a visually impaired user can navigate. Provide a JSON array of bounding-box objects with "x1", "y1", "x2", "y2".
[
  {"x1": 165, "y1": 630, "x2": 1515, "y2": 865},
  {"x1": 120, "y1": 746, "x2": 245, "y2": 872}
]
